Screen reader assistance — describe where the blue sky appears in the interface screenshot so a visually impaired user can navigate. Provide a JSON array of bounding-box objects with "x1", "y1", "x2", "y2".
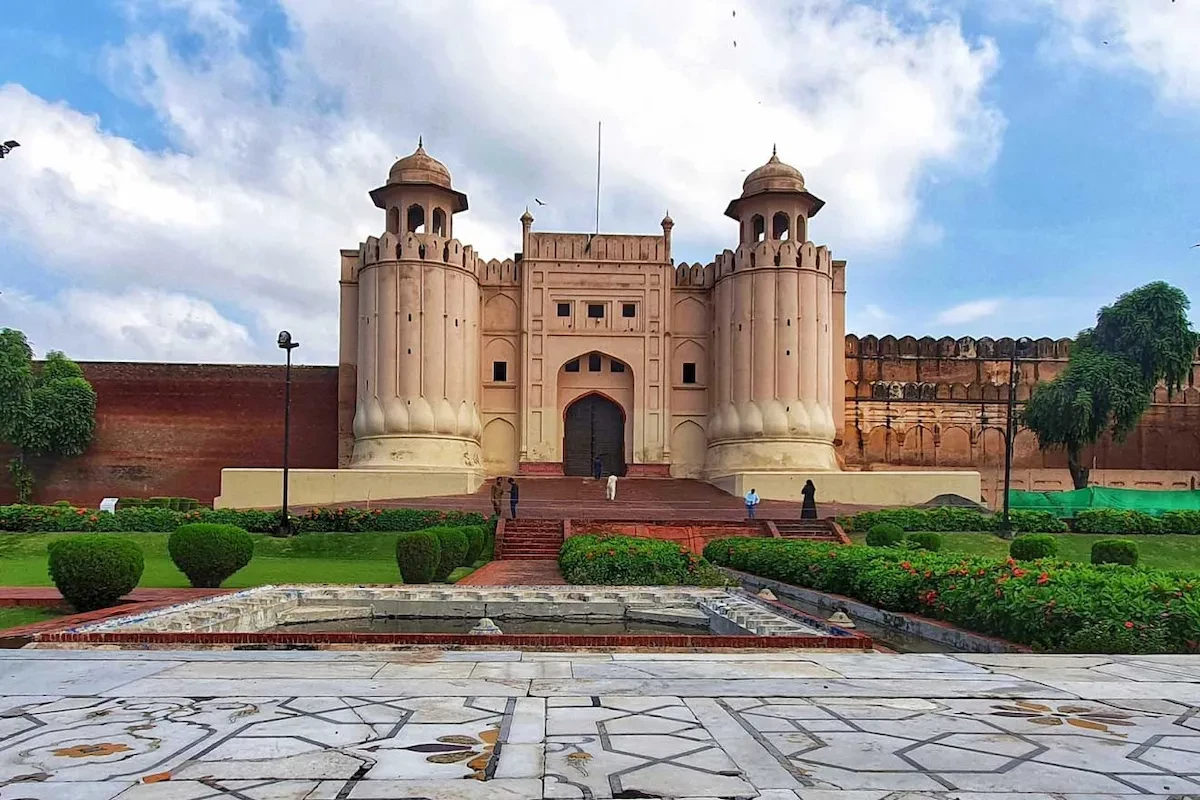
[{"x1": 1, "y1": 0, "x2": 1199, "y2": 364}]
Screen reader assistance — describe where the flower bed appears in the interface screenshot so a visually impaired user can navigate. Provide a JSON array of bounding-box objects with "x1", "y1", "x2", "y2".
[
  {"x1": 703, "y1": 538, "x2": 1200, "y2": 654},
  {"x1": 0, "y1": 504, "x2": 485, "y2": 534},
  {"x1": 840, "y1": 507, "x2": 1066, "y2": 534},
  {"x1": 560, "y1": 535, "x2": 730, "y2": 586}
]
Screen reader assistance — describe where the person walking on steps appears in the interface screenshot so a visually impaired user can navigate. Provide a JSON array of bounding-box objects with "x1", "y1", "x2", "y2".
[
  {"x1": 606, "y1": 473, "x2": 618, "y2": 502},
  {"x1": 508, "y1": 477, "x2": 520, "y2": 519},
  {"x1": 744, "y1": 487, "x2": 760, "y2": 520},
  {"x1": 801, "y1": 479, "x2": 818, "y2": 520},
  {"x1": 592, "y1": 455, "x2": 603, "y2": 480},
  {"x1": 490, "y1": 477, "x2": 504, "y2": 518}
]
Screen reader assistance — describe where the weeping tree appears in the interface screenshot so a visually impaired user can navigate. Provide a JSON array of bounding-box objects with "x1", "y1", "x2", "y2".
[
  {"x1": 0, "y1": 329, "x2": 97, "y2": 503},
  {"x1": 1021, "y1": 282, "x2": 1198, "y2": 489}
]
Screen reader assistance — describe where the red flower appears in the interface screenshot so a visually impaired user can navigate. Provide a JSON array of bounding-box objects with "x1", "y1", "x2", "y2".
[
  {"x1": 900, "y1": 561, "x2": 912, "y2": 570},
  {"x1": 1037, "y1": 572, "x2": 1050, "y2": 585},
  {"x1": 1012, "y1": 568, "x2": 1027, "y2": 578},
  {"x1": 1124, "y1": 621, "x2": 1134, "y2": 629}
]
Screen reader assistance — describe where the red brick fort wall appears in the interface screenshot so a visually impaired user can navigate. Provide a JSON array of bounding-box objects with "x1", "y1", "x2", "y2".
[{"x1": 0, "y1": 363, "x2": 339, "y2": 506}]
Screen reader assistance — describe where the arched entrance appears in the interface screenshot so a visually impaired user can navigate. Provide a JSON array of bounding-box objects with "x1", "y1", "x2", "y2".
[{"x1": 563, "y1": 393, "x2": 626, "y2": 476}]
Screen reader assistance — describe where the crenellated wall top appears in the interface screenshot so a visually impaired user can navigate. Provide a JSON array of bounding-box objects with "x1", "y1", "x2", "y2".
[
  {"x1": 847, "y1": 334, "x2": 1075, "y2": 360},
  {"x1": 526, "y1": 232, "x2": 668, "y2": 263},
  {"x1": 711, "y1": 239, "x2": 832, "y2": 281},
  {"x1": 351, "y1": 231, "x2": 478, "y2": 280}
]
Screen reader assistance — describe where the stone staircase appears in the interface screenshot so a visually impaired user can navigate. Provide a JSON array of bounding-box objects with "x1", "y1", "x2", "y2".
[
  {"x1": 772, "y1": 519, "x2": 848, "y2": 544},
  {"x1": 496, "y1": 519, "x2": 565, "y2": 561}
]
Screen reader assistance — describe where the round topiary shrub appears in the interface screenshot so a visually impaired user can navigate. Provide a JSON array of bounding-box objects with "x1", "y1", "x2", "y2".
[
  {"x1": 395, "y1": 530, "x2": 441, "y2": 583},
  {"x1": 906, "y1": 532, "x2": 943, "y2": 552},
  {"x1": 461, "y1": 525, "x2": 485, "y2": 564},
  {"x1": 432, "y1": 527, "x2": 470, "y2": 581},
  {"x1": 1010, "y1": 533, "x2": 1058, "y2": 561},
  {"x1": 167, "y1": 523, "x2": 254, "y2": 588},
  {"x1": 865, "y1": 523, "x2": 905, "y2": 547},
  {"x1": 1091, "y1": 538, "x2": 1139, "y2": 566},
  {"x1": 47, "y1": 535, "x2": 144, "y2": 612}
]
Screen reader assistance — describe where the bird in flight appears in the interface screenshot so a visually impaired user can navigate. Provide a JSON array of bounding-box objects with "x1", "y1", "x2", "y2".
[{"x1": 534, "y1": 198, "x2": 547, "y2": 206}]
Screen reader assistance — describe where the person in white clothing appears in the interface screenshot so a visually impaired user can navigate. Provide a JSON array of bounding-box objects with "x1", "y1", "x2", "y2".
[
  {"x1": 606, "y1": 473, "x2": 618, "y2": 501},
  {"x1": 744, "y1": 488, "x2": 760, "y2": 520}
]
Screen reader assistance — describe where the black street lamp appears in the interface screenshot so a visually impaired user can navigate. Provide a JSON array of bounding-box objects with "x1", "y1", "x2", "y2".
[
  {"x1": 0, "y1": 140, "x2": 20, "y2": 159},
  {"x1": 998, "y1": 336, "x2": 1034, "y2": 539},
  {"x1": 277, "y1": 331, "x2": 299, "y2": 536}
]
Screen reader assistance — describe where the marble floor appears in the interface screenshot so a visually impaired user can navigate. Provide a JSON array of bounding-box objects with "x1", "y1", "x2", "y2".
[{"x1": 0, "y1": 649, "x2": 1197, "y2": 799}]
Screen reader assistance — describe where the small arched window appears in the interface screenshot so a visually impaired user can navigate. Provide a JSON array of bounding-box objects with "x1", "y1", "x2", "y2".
[
  {"x1": 751, "y1": 214, "x2": 765, "y2": 243},
  {"x1": 432, "y1": 208, "x2": 447, "y2": 237},
  {"x1": 406, "y1": 204, "x2": 426, "y2": 234},
  {"x1": 795, "y1": 215, "x2": 806, "y2": 243},
  {"x1": 772, "y1": 211, "x2": 790, "y2": 240},
  {"x1": 386, "y1": 207, "x2": 400, "y2": 234}
]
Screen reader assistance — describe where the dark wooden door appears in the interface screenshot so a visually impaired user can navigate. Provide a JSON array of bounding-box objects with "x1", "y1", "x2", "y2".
[{"x1": 563, "y1": 394, "x2": 626, "y2": 476}]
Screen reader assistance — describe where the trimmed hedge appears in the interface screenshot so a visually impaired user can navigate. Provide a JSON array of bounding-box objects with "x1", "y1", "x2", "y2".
[
  {"x1": 0, "y1": 504, "x2": 485, "y2": 534},
  {"x1": 431, "y1": 528, "x2": 470, "y2": 581},
  {"x1": 1010, "y1": 534, "x2": 1058, "y2": 561},
  {"x1": 1092, "y1": 538, "x2": 1139, "y2": 567},
  {"x1": 396, "y1": 531, "x2": 441, "y2": 583},
  {"x1": 841, "y1": 507, "x2": 1067, "y2": 534},
  {"x1": 167, "y1": 524, "x2": 254, "y2": 588},
  {"x1": 865, "y1": 523, "x2": 904, "y2": 547},
  {"x1": 462, "y1": 525, "x2": 486, "y2": 564},
  {"x1": 47, "y1": 535, "x2": 144, "y2": 612},
  {"x1": 907, "y1": 532, "x2": 943, "y2": 552},
  {"x1": 704, "y1": 537, "x2": 1200, "y2": 654},
  {"x1": 560, "y1": 535, "x2": 729, "y2": 586}
]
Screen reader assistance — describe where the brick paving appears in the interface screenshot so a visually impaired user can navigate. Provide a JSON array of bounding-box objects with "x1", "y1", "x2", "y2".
[{"x1": 456, "y1": 560, "x2": 566, "y2": 585}]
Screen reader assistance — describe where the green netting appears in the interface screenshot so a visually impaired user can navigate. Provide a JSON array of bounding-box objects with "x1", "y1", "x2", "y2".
[{"x1": 1009, "y1": 487, "x2": 1200, "y2": 517}]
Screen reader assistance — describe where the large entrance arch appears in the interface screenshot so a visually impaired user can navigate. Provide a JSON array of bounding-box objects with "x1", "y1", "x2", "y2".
[{"x1": 563, "y1": 393, "x2": 626, "y2": 476}]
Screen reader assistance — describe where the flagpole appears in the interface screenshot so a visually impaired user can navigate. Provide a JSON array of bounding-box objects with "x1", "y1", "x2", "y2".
[{"x1": 595, "y1": 121, "x2": 601, "y2": 235}]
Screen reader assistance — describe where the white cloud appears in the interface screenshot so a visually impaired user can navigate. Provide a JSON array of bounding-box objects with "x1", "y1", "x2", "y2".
[
  {"x1": 0, "y1": 0, "x2": 1004, "y2": 361},
  {"x1": 0, "y1": 286, "x2": 255, "y2": 362},
  {"x1": 1032, "y1": 0, "x2": 1200, "y2": 107},
  {"x1": 935, "y1": 298, "x2": 1001, "y2": 325}
]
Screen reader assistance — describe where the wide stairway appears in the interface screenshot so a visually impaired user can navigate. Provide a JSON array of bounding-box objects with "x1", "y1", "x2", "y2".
[
  {"x1": 496, "y1": 519, "x2": 565, "y2": 560},
  {"x1": 379, "y1": 477, "x2": 866, "y2": 521}
]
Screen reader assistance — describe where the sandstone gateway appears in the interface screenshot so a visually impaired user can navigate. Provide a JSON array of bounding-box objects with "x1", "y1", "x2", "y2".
[{"x1": 218, "y1": 143, "x2": 976, "y2": 508}]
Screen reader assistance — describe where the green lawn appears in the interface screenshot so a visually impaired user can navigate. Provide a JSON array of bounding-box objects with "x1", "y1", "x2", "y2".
[
  {"x1": 849, "y1": 531, "x2": 1200, "y2": 570},
  {"x1": 0, "y1": 531, "x2": 488, "y2": 589},
  {"x1": 0, "y1": 606, "x2": 61, "y2": 631}
]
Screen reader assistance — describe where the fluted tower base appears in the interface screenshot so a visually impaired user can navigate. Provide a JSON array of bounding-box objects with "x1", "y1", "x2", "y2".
[
  {"x1": 350, "y1": 434, "x2": 484, "y2": 477},
  {"x1": 705, "y1": 438, "x2": 840, "y2": 480}
]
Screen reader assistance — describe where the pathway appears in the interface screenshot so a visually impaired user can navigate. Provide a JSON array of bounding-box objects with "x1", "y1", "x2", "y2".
[
  {"x1": 0, "y1": 648, "x2": 1197, "y2": 798},
  {"x1": 457, "y1": 560, "x2": 566, "y2": 585}
]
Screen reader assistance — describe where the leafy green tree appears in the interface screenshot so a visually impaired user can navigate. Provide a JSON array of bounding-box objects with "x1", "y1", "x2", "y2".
[
  {"x1": 0, "y1": 329, "x2": 97, "y2": 503},
  {"x1": 1022, "y1": 282, "x2": 1198, "y2": 489}
]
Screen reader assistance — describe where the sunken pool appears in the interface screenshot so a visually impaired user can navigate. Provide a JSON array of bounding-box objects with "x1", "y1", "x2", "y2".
[{"x1": 40, "y1": 586, "x2": 871, "y2": 649}]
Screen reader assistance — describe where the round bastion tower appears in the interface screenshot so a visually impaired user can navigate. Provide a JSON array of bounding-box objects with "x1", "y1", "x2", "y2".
[
  {"x1": 348, "y1": 141, "x2": 484, "y2": 479},
  {"x1": 705, "y1": 148, "x2": 840, "y2": 477}
]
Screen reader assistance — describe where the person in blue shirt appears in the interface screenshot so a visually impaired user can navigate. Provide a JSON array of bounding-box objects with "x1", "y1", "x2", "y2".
[
  {"x1": 744, "y1": 488, "x2": 760, "y2": 520},
  {"x1": 508, "y1": 477, "x2": 520, "y2": 519}
]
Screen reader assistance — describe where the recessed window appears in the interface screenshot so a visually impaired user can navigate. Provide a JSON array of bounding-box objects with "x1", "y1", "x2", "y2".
[
  {"x1": 611, "y1": 361, "x2": 625, "y2": 373},
  {"x1": 621, "y1": 303, "x2": 636, "y2": 318},
  {"x1": 565, "y1": 359, "x2": 580, "y2": 373},
  {"x1": 588, "y1": 353, "x2": 602, "y2": 372},
  {"x1": 587, "y1": 303, "x2": 605, "y2": 319},
  {"x1": 492, "y1": 361, "x2": 508, "y2": 382},
  {"x1": 682, "y1": 363, "x2": 697, "y2": 384},
  {"x1": 557, "y1": 302, "x2": 571, "y2": 317}
]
